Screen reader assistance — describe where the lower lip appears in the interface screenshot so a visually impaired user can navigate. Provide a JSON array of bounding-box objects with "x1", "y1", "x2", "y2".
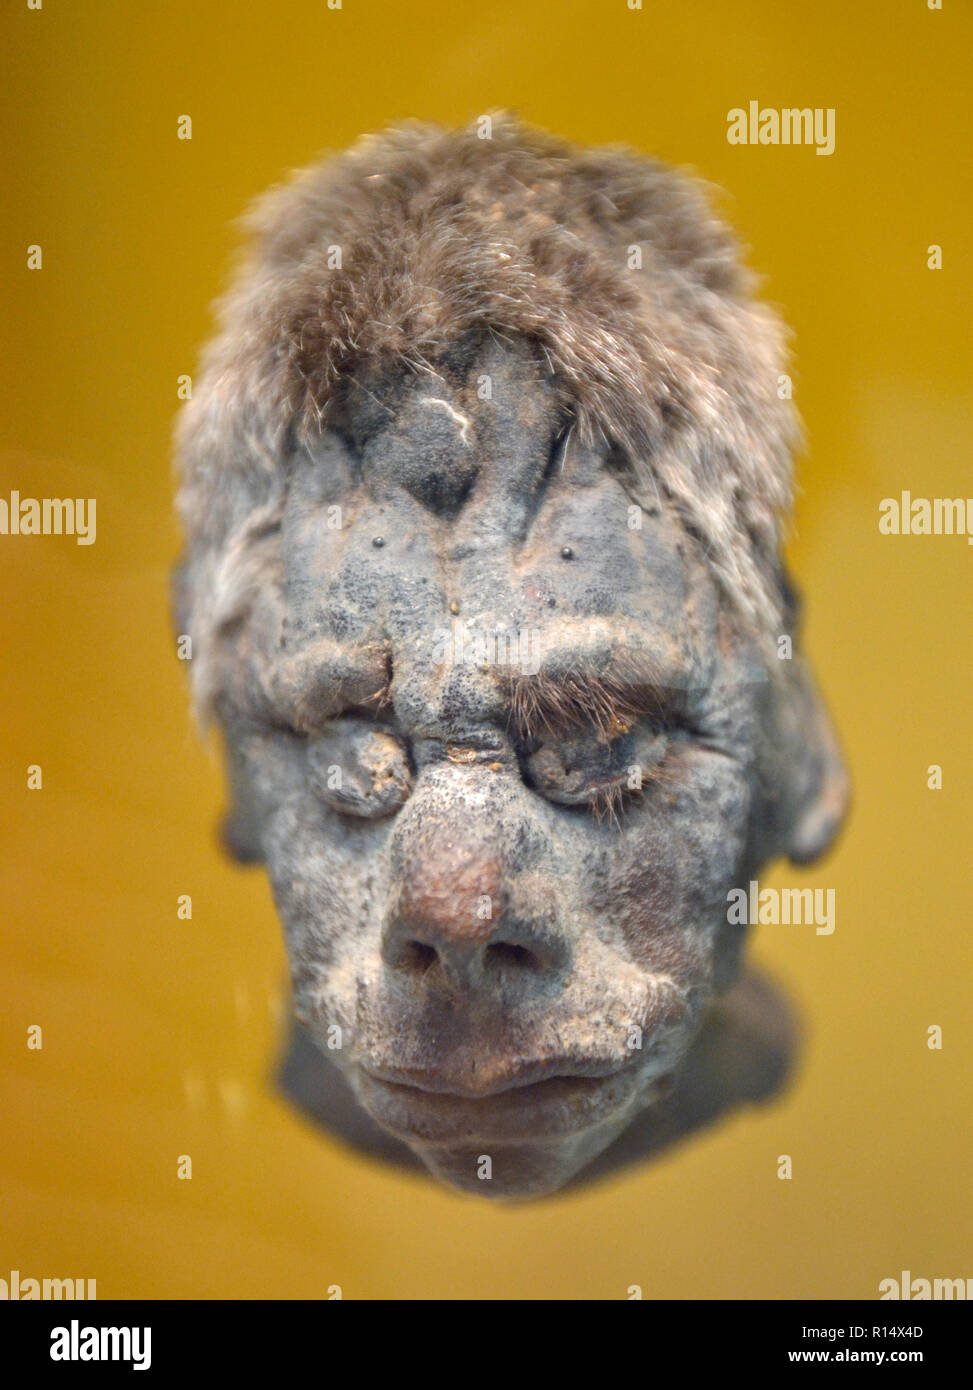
[{"x1": 355, "y1": 1069, "x2": 642, "y2": 1144}]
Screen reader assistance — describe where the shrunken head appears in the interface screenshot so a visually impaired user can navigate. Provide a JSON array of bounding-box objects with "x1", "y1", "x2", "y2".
[{"x1": 174, "y1": 116, "x2": 848, "y2": 1198}]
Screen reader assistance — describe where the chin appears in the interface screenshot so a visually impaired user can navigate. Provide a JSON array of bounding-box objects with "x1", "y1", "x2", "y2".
[{"x1": 410, "y1": 1125, "x2": 635, "y2": 1199}]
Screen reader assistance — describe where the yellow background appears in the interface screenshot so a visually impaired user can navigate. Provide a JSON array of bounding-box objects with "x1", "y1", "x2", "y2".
[{"x1": 2, "y1": 0, "x2": 970, "y2": 1299}]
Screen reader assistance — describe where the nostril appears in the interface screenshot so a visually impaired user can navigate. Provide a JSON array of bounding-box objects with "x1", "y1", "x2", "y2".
[
  {"x1": 383, "y1": 915, "x2": 568, "y2": 983},
  {"x1": 398, "y1": 940, "x2": 438, "y2": 974},
  {"x1": 485, "y1": 941, "x2": 538, "y2": 971}
]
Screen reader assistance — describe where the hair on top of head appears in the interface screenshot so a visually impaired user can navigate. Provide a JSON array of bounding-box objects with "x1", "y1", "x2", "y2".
[{"x1": 176, "y1": 113, "x2": 801, "y2": 684}]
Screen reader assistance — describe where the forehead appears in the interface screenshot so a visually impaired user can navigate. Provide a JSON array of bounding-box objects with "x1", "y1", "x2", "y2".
[{"x1": 278, "y1": 339, "x2": 718, "y2": 726}]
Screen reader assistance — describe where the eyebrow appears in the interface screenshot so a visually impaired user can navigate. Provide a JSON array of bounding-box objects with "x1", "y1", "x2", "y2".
[
  {"x1": 257, "y1": 639, "x2": 393, "y2": 733},
  {"x1": 506, "y1": 647, "x2": 687, "y2": 742}
]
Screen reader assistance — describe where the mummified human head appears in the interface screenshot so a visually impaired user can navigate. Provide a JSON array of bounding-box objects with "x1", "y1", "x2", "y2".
[{"x1": 174, "y1": 116, "x2": 847, "y2": 1198}]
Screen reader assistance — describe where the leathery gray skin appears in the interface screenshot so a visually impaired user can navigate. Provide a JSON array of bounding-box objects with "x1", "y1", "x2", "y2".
[{"x1": 205, "y1": 332, "x2": 848, "y2": 1200}]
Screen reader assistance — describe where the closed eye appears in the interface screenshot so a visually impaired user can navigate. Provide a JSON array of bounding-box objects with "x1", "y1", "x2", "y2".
[
  {"x1": 520, "y1": 718, "x2": 673, "y2": 827},
  {"x1": 306, "y1": 717, "x2": 412, "y2": 819}
]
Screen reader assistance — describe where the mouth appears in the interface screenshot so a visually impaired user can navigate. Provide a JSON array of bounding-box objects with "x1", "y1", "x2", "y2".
[{"x1": 354, "y1": 1063, "x2": 647, "y2": 1145}]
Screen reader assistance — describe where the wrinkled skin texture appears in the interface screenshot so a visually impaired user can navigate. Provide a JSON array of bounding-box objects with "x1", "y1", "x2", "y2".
[{"x1": 211, "y1": 337, "x2": 847, "y2": 1198}]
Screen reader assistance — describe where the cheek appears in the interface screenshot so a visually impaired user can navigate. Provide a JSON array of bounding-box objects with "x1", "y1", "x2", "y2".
[
  {"x1": 604, "y1": 751, "x2": 752, "y2": 971},
  {"x1": 240, "y1": 730, "x2": 383, "y2": 930},
  {"x1": 669, "y1": 749, "x2": 752, "y2": 891},
  {"x1": 256, "y1": 768, "x2": 388, "y2": 995}
]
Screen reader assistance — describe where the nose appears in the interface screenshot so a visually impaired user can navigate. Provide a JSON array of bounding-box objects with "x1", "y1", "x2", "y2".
[{"x1": 382, "y1": 824, "x2": 568, "y2": 989}]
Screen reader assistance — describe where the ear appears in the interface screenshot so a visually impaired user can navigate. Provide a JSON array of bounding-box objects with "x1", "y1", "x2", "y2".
[{"x1": 764, "y1": 656, "x2": 850, "y2": 866}]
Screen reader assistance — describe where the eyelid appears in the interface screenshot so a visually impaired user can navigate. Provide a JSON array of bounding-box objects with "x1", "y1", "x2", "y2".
[
  {"x1": 522, "y1": 720, "x2": 671, "y2": 824},
  {"x1": 306, "y1": 720, "x2": 411, "y2": 818}
]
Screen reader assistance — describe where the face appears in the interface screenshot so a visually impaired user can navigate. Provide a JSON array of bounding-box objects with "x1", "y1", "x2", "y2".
[{"x1": 216, "y1": 339, "x2": 777, "y2": 1198}]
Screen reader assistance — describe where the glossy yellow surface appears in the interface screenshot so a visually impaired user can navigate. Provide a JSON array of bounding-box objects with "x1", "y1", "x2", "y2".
[{"x1": 2, "y1": 0, "x2": 970, "y2": 1299}]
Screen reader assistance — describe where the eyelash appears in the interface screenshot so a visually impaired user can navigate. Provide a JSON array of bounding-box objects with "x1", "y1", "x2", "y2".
[{"x1": 587, "y1": 782, "x2": 631, "y2": 827}]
